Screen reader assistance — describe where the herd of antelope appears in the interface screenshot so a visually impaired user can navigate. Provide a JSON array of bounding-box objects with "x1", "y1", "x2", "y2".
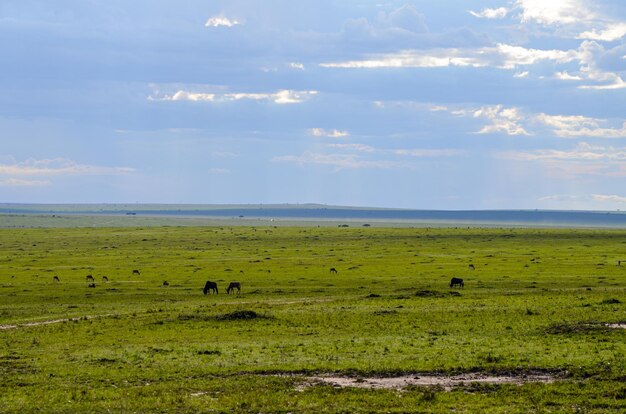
[
  {"x1": 51, "y1": 269, "x2": 244, "y2": 294},
  {"x1": 49, "y1": 264, "x2": 473, "y2": 293}
]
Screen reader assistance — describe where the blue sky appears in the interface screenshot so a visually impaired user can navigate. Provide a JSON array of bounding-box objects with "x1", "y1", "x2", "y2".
[{"x1": 2, "y1": 0, "x2": 626, "y2": 209}]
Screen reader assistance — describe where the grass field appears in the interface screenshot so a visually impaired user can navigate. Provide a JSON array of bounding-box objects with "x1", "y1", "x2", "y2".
[{"x1": 1, "y1": 226, "x2": 625, "y2": 413}]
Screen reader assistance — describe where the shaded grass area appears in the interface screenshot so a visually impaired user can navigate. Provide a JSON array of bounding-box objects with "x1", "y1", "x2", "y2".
[{"x1": 1, "y1": 226, "x2": 625, "y2": 412}]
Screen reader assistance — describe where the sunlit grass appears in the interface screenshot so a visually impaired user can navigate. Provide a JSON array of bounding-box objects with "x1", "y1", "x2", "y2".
[{"x1": 1, "y1": 226, "x2": 625, "y2": 412}]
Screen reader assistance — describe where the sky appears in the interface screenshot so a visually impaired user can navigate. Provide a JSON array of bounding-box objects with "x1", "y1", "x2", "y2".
[{"x1": 2, "y1": 0, "x2": 626, "y2": 210}]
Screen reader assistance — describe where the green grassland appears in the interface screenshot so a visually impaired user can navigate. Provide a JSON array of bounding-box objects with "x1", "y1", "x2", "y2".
[{"x1": 1, "y1": 226, "x2": 625, "y2": 413}]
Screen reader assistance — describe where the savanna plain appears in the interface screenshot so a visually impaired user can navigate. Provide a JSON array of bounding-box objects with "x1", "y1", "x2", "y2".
[{"x1": 1, "y1": 224, "x2": 625, "y2": 413}]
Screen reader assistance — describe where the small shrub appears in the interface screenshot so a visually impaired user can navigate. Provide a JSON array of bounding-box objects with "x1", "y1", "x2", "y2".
[
  {"x1": 414, "y1": 290, "x2": 444, "y2": 298},
  {"x1": 373, "y1": 309, "x2": 398, "y2": 315},
  {"x1": 198, "y1": 350, "x2": 221, "y2": 355},
  {"x1": 216, "y1": 310, "x2": 267, "y2": 320}
]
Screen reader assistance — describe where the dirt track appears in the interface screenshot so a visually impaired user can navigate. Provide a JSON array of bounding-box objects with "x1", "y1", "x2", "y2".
[{"x1": 0, "y1": 314, "x2": 113, "y2": 330}]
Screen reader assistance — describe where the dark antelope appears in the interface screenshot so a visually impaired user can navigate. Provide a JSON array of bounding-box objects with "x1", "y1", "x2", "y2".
[
  {"x1": 329, "y1": 267, "x2": 338, "y2": 274},
  {"x1": 132, "y1": 269, "x2": 141, "y2": 276},
  {"x1": 88, "y1": 283, "x2": 96, "y2": 288},
  {"x1": 86, "y1": 275, "x2": 94, "y2": 282},
  {"x1": 450, "y1": 277, "x2": 464, "y2": 288},
  {"x1": 227, "y1": 282, "x2": 241, "y2": 294},
  {"x1": 468, "y1": 264, "x2": 475, "y2": 270},
  {"x1": 102, "y1": 276, "x2": 109, "y2": 282},
  {"x1": 162, "y1": 281, "x2": 169, "y2": 287},
  {"x1": 203, "y1": 281, "x2": 218, "y2": 295},
  {"x1": 53, "y1": 275, "x2": 60, "y2": 282}
]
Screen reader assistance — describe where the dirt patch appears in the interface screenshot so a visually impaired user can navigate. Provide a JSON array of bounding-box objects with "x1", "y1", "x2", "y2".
[
  {"x1": 0, "y1": 314, "x2": 113, "y2": 330},
  {"x1": 299, "y1": 373, "x2": 556, "y2": 391},
  {"x1": 546, "y1": 321, "x2": 626, "y2": 334}
]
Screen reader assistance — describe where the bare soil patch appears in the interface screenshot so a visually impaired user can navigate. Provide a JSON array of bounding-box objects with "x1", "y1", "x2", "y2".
[
  {"x1": 546, "y1": 321, "x2": 626, "y2": 334},
  {"x1": 299, "y1": 372, "x2": 556, "y2": 391},
  {"x1": 0, "y1": 314, "x2": 113, "y2": 330}
]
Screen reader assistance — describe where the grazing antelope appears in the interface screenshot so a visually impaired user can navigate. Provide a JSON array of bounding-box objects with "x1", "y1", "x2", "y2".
[
  {"x1": 226, "y1": 282, "x2": 241, "y2": 294},
  {"x1": 329, "y1": 267, "x2": 338, "y2": 274},
  {"x1": 468, "y1": 264, "x2": 475, "y2": 270},
  {"x1": 162, "y1": 281, "x2": 169, "y2": 287},
  {"x1": 450, "y1": 277, "x2": 464, "y2": 288},
  {"x1": 86, "y1": 275, "x2": 94, "y2": 282},
  {"x1": 203, "y1": 281, "x2": 218, "y2": 295},
  {"x1": 53, "y1": 275, "x2": 60, "y2": 283},
  {"x1": 88, "y1": 283, "x2": 96, "y2": 288},
  {"x1": 132, "y1": 269, "x2": 140, "y2": 276},
  {"x1": 102, "y1": 276, "x2": 109, "y2": 283}
]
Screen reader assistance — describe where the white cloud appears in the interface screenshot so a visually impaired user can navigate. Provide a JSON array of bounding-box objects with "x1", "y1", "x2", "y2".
[
  {"x1": 578, "y1": 74, "x2": 626, "y2": 90},
  {"x1": 516, "y1": 0, "x2": 593, "y2": 26},
  {"x1": 168, "y1": 91, "x2": 216, "y2": 102},
  {"x1": 327, "y1": 142, "x2": 463, "y2": 157},
  {"x1": 495, "y1": 43, "x2": 578, "y2": 69},
  {"x1": 320, "y1": 49, "x2": 486, "y2": 69},
  {"x1": 150, "y1": 89, "x2": 318, "y2": 105},
  {"x1": 536, "y1": 113, "x2": 626, "y2": 138},
  {"x1": 418, "y1": 101, "x2": 626, "y2": 138},
  {"x1": 578, "y1": 22, "x2": 626, "y2": 41},
  {"x1": 0, "y1": 178, "x2": 49, "y2": 187},
  {"x1": 514, "y1": 0, "x2": 626, "y2": 42},
  {"x1": 0, "y1": 158, "x2": 134, "y2": 176},
  {"x1": 273, "y1": 141, "x2": 461, "y2": 170},
  {"x1": 328, "y1": 143, "x2": 376, "y2": 153},
  {"x1": 499, "y1": 142, "x2": 626, "y2": 179},
  {"x1": 539, "y1": 194, "x2": 626, "y2": 208},
  {"x1": 576, "y1": 40, "x2": 626, "y2": 89},
  {"x1": 469, "y1": 7, "x2": 509, "y2": 19},
  {"x1": 205, "y1": 16, "x2": 240, "y2": 28},
  {"x1": 289, "y1": 62, "x2": 305, "y2": 70},
  {"x1": 321, "y1": 36, "x2": 624, "y2": 91},
  {"x1": 554, "y1": 71, "x2": 582, "y2": 80},
  {"x1": 273, "y1": 151, "x2": 407, "y2": 170},
  {"x1": 473, "y1": 105, "x2": 530, "y2": 136},
  {"x1": 590, "y1": 194, "x2": 626, "y2": 203},
  {"x1": 320, "y1": 44, "x2": 578, "y2": 70},
  {"x1": 428, "y1": 105, "x2": 448, "y2": 112},
  {"x1": 272, "y1": 90, "x2": 318, "y2": 104},
  {"x1": 394, "y1": 149, "x2": 463, "y2": 157},
  {"x1": 501, "y1": 143, "x2": 626, "y2": 161},
  {"x1": 499, "y1": 148, "x2": 626, "y2": 161},
  {"x1": 309, "y1": 128, "x2": 349, "y2": 138}
]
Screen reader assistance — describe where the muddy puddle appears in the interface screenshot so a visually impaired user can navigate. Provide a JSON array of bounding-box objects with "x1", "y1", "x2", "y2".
[{"x1": 298, "y1": 373, "x2": 556, "y2": 391}]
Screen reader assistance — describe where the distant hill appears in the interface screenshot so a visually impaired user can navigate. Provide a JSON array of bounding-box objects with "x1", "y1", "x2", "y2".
[{"x1": 1, "y1": 204, "x2": 626, "y2": 228}]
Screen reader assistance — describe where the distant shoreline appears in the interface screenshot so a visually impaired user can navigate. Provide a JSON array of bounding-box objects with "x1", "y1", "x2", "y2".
[{"x1": 1, "y1": 204, "x2": 625, "y2": 229}]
